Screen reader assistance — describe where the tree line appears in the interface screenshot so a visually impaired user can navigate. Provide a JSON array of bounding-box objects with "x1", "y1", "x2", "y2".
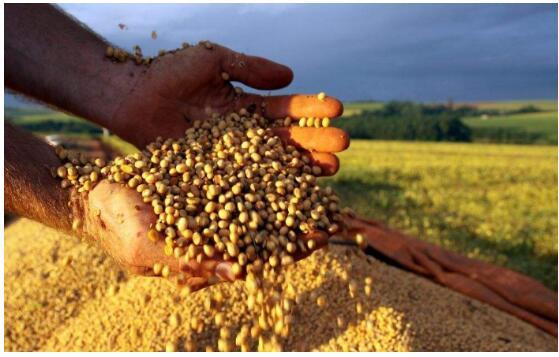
[
  {"x1": 334, "y1": 101, "x2": 472, "y2": 142},
  {"x1": 334, "y1": 101, "x2": 548, "y2": 144}
]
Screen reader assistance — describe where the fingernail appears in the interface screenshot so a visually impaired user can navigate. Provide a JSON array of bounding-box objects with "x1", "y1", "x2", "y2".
[
  {"x1": 187, "y1": 277, "x2": 208, "y2": 292},
  {"x1": 215, "y1": 263, "x2": 235, "y2": 282},
  {"x1": 207, "y1": 276, "x2": 221, "y2": 285}
]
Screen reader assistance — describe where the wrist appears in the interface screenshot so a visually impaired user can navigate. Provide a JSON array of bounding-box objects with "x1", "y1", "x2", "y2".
[{"x1": 5, "y1": 123, "x2": 83, "y2": 234}]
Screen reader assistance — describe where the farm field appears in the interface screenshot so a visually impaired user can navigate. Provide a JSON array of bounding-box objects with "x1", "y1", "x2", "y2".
[
  {"x1": 342, "y1": 101, "x2": 385, "y2": 117},
  {"x1": 6, "y1": 107, "x2": 84, "y2": 124},
  {"x1": 464, "y1": 100, "x2": 558, "y2": 112},
  {"x1": 343, "y1": 99, "x2": 558, "y2": 115},
  {"x1": 321, "y1": 140, "x2": 558, "y2": 290},
  {"x1": 342, "y1": 99, "x2": 558, "y2": 144},
  {"x1": 463, "y1": 111, "x2": 558, "y2": 144}
]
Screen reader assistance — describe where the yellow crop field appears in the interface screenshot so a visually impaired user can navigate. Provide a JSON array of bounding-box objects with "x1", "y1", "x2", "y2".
[{"x1": 321, "y1": 140, "x2": 558, "y2": 290}]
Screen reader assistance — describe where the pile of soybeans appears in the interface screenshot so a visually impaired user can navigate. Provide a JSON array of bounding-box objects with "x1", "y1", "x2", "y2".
[
  {"x1": 53, "y1": 109, "x2": 348, "y2": 351},
  {"x1": 5, "y1": 219, "x2": 556, "y2": 351}
]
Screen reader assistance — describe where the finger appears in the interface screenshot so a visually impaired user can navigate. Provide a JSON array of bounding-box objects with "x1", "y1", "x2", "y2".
[
  {"x1": 301, "y1": 230, "x2": 329, "y2": 249},
  {"x1": 235, "y1": 94, "x2": 344, "y2": 120},
  {"x1": 179, "y1": 257, "x2": 238, "y2": 282},
  {"x1": 272, "y1": 127, "x2": 349, "y2": 153},
  {"x1": 302, "y1": 151, "x2": 340, "y2": 176},
  {"x1": 220, "y1": 47, "x2": 293, "y2": 90},
  {"x1": 175, "y1": 272, "x2": 191, "y2": 286},
  {"x1": 265, "y1": 94, "x2": 343, "y2": 119},
  {"x1": 179, "y1": 258, "x2": 217, "y2": 279},
  {"x1": 184, "y1": 277, "x2": 209, "y2": 292},
  {"x1": 215, "y1": 262, "x2": 237, "y2": 282},
  {"x1": 294, "y1": 230, "x2": 329, "y2": 261},
  {"x1": 125, "y1": 233, "x2": 181, "y2": 277},
  {"x1": 128, "y1": 265, "x2": 157, "y2": 276}
]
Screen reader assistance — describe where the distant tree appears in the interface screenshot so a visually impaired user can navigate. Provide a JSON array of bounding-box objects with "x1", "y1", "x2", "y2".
[
  {"x1": 335, "y1": 100, "x2": 547, "y2": 144},
  {"x1": 514, "y1": 105, "x2": 540, "y2": 114},
  {"x1": 334, "y1": 102, "x2": 472, "y2": 142},
  {"x1": 440, "y1": 117, "x2": 472, "y2": 141}
]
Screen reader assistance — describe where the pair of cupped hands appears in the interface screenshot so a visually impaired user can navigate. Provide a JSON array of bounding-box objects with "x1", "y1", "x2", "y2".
[{"x1": 81, "y1": 42, "x2": 349, "y2": 291}]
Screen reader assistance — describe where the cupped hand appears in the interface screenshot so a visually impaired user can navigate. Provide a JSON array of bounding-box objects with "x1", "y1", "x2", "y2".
[
  {"x1": 111, "y1": 42, "x2": 348, "y2": 176},
  {"x1": 83, "y1": 180, "x2": 328, "y2": 292}
]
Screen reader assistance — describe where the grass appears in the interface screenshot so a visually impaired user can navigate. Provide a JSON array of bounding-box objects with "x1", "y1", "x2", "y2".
[
  {"x1": 462, "y1": 100, "x2": 558, "y2": 112},
  {"x1": 321, "y1": 140, "x2": 558, "y2": 290},
  {"x1": 6, "y1": 108, "x2": 89, "y2": 124},
  {"x1": 463, "y1": 111, "x2": 558, "y2": 144},
  {"x1": 343, "y1": 99, "x2": 558, "y2": 116},
  {"x1": 6, "y1": 107, "x2": 138, "y2": 154},
  {"x1": 342, "y1": 101, "x2": 384, "y2": 117},
  {"x1": 342, "y1": 99, "x2": 558, "y2": 144}
]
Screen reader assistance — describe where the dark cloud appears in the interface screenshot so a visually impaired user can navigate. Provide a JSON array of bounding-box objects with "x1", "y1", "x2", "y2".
[{"x1": 7, "y1": 4, "x2": 558, "y2": 104}]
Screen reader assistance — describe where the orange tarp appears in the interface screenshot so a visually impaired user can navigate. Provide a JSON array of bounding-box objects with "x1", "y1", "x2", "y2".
[{"x1": 344, "y1": 215, "x2": 558, "y2": 337}]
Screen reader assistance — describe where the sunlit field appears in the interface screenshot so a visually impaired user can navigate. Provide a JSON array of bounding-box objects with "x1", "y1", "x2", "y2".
[
  {"x1": 322, "y1": 140, "x2": 558, "y2": 290},
  {"x1": 463, "y1": 111, "x2": 558, "y2": 144},
  {"x1": 343, "y1": 100, "x2": 557, "y2": 144}
]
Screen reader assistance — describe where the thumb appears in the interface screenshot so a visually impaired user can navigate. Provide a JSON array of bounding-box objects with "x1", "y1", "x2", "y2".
[{"x1": 219, "y1": 45, "x2": 293, "y2": 90}]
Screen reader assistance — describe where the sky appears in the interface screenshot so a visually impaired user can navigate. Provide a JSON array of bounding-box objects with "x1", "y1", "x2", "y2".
[{"x1": 6, "y1": 3, "x2": 558, "y2": 106}]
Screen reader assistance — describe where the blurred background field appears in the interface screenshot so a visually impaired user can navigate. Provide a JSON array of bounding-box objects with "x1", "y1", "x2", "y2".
[
  {"x1": 6, "y1": 98, "x2": 557, "y2": 290},
  {"x1": 322, "y1": 140, "x2": 557, "y2": 290},
  {"x1": 338, "y1": 100, "x2": 557, "y2": 145},
  {"x1": 336, "y1": 100, "x2": 558, "y2": 290}
]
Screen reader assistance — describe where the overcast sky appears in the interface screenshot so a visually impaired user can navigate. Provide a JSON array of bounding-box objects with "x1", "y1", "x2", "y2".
[{"x1": 6, "y1": 3, "x2": 558, "y2": 105}]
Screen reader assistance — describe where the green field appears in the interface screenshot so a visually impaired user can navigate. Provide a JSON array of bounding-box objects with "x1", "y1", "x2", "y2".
[
  {"x1": 342, "y1": 101, "x2": 385, "y2": 117},
  {"x1": 322, "y1": 140, "x2": 558, "y2": 290},
  {"x1": 5, "y1": 107, "x2": 87, "y2": 124},
  {"x1": 5, "y1": 107, "x2": 136, "y2": 151},
  {"x1": 342, "y1": 99, "x2": 558, "y2": 144},
  {"x1": 463, "y1": 100, "x2": 558, "y2": 112},
  {"x1": 343, "y1": 99, "x2": 558, "y2": 115},
  {"x1": 463, "y1": 111, "x2": 558, "y2": 144}
]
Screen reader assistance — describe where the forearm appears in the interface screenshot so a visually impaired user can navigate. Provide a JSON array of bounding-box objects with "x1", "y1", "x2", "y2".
[
  {"x1": 5, "y1": 123, "x2": 80, "y2": 234},
  {"x1": 5, "y1": 4, "x2": 140, "y2": 132}
]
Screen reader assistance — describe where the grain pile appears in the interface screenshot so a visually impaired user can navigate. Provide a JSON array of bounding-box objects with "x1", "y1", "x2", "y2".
[
  {"x1": 5, "y1": 219, "x2": 556, "y2": 351},
  {"x1": 53, "y1": 108, "x2": 345, "y2": 350}
]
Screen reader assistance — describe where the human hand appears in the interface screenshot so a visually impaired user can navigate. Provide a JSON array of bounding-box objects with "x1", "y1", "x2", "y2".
[
  {"x1": 110, "y1": 42, "x2": 348, "y2": 176},
  {"x1": 82, "y1": 180, "x2": 328, "y2": 292}
]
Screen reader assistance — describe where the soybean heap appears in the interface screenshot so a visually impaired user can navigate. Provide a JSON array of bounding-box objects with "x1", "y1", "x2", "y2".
[
  {"x1": 6, "y1": 219, "x2": 557, "y2": 352},
  {"x1": 54, "y1": 108, "x2": 346, "y2": 351}
]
